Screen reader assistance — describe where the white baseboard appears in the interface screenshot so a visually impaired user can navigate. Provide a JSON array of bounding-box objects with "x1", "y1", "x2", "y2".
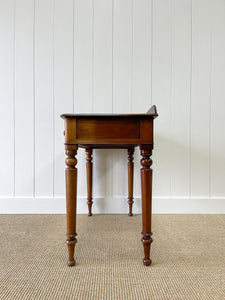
[{"x1": 0, "y1": 196, "x2": 224, "y2": 214}]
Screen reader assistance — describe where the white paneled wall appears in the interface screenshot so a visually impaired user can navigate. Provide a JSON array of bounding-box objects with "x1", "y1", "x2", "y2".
[
  {"x1": 0, "y1": 0, "x2": 225, "y2": 213},
  {"x1": 35, "y1": 0, "x2": 54, "y2": 197}
]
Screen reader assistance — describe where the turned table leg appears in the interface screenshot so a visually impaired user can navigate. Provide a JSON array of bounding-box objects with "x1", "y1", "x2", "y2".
[
  {"x1": 127, "y1": 147, "x2": 134, "y2": 216},
  {"x1": 65, "y1": 144, "x2": 78, "y2": 266},
  {"x1": 86, "y1": 148, "x2": 93, "y2": 216},
  {"x1": 140, "y1": 145, "x2": 153, "y2": 266}
]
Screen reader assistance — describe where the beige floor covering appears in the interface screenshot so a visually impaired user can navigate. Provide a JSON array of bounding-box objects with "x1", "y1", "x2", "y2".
[{"x1": 0, "y1": 214, "x2": 224, "y2": 300}]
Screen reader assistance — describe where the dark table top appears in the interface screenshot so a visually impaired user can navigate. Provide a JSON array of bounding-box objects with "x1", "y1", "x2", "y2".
[{"x1": 61, "y1": 105, "x2": 158, "y2": 119}]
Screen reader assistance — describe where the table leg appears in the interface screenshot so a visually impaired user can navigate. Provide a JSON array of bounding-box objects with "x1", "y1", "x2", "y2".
[
  {"x1": 65, "y1": 144, "x2": 78, "y2": 266},
  {"x1": 86, "y1": 148, "x2": 93, "y2": 216},
  {"x1": 127, "y1": 147, "x2": 134, "y2": 216},
  {"x1": 140, "y1": 145, "x2": 153, "y2": 266}
]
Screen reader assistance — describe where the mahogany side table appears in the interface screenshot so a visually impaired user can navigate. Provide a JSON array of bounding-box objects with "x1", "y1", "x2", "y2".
[{"x1": 61, "y1": 105, "x2": 158, "y2": 266}]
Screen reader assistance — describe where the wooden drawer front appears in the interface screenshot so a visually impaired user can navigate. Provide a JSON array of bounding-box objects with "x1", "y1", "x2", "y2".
[{"x1": 76, "y1": 118, "x2": 140, "y2": 141}]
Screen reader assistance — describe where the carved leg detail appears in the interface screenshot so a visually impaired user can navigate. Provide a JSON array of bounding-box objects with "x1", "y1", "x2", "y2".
[
  {"x1": 86, "y1": 148, "x2": 93, "y2": 216},
  {"x1": 127, "y1": 147, "x2": 134, "y2": 216},
  {"x1": 66, "y1": 234, "x2": 77, "y2": 266},
  {"x1": 65, "y1": 144, "x2": 78, "y2": 266},
  {"x1": 140, "y1": 145, "x2": 153, "y2": 266}
]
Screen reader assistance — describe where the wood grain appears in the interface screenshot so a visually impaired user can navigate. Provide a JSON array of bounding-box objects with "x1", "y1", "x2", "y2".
[{"x1": 77, "y1": 118, "x2": 140, "y2": 140}]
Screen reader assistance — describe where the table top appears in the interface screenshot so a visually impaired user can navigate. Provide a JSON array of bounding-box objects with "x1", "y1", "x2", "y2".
[{"x1": 61, "y1": 105, "x2": 158, "y2": 119}]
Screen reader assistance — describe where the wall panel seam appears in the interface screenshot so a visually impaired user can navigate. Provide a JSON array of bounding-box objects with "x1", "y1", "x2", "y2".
[
  {"x1": 33, "y1": 0, "x2": 36, "y2": 197},
  {"x1": 13, "y1": 0, "x2": 16, "y2": 197},
  {"x1": 209, "y1": 20, "x2": 212, "y2": 198},
  {"x1": 73, "y1": 0, "x2": 75, "y2": 113},
  {"x1": 131, "y1": 0, "x2": 134, "y2": 113},
  {"x1": 189, "y1": 0, "x2": 193, "y2": 198},
  {"x1": 112, "y1": 0, "x2": 114, "y2": 198},
  {"x1": 112, "y1": 0, "x2": 114, "y2": 113},
  {"x1": 92, "y1": 0, "x2": 94, "y2": 112},
  {"x1": 170, "y1": 0, "x2": 172, "y2": 199},
  {"x1": 53, "y1": 0, "x2": 55, "y2": 197},
  {"x1": 150, "y1": 0, "x2": 153, "y2": 107}
]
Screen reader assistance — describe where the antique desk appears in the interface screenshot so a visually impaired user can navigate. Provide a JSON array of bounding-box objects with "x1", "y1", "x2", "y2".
[{"x1": 61, "y1": 105, "x2": 158, "y2": 266}]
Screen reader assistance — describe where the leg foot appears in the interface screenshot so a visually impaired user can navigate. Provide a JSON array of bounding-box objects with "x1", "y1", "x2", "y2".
[
  {"x1": 141, "y1": 232, "x2": 153, "y2": 266},
  {"x1": 143, "y1": 258, "x2": 152, "y2": 266},
  {"x1": 66, "y1": 234, "x2": 77, "y2": 266}
]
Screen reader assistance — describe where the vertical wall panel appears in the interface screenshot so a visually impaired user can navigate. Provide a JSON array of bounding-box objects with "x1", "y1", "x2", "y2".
[
  {"x1": 35, "y1": 0, "x2": 54, "y2": 197},
  {"x1": 74, "y1": 0, "x2": 93, "y2": 113},
  {"x1": 170, "y1": 0, "x2": 191, "y2": 197},
  {"x1": 191, "y1": 0, "x2": 211, "y2": 197},
  {"x1": 0, "y1": 1, "x2": 15, "y2": 196},
  {"x1": 133, "y1": 0, "x2": 151, "y2": 113},
  {"x1": 113, "y1": 0, "x2": 133, "y2": 197},
  {"x1": 211, "y1": 0, "x2": 225, "y2": 197},
  {"x1": 113, "y1": 0, "x2": 132, "y2": 114},
  {"x1": 14, "y1": 0, "x2": 34, "y2": 196},
  {"x1": 152, "y1": 0, "x2": 172, "y2": 197},
  {"x1": 133, "y1": 0, "x2": 152, "y2": 197},
  {"x1": 74, "y1": 0, "x2": 94, "y2": 198},
  {"x1": 54, "y1": 0, "x2": 74, "y2": 196},
  {"x1": 94, "y1": 0, "x2": 113, "y2": 113},
  {"x1": 93, "y1": 0, "x2": 113, "y2": 198}
]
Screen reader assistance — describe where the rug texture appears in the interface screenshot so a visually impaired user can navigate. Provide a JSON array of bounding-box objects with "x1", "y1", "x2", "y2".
[{"x1": 0, "y1": 214, "x2": 224, "y2": 299}]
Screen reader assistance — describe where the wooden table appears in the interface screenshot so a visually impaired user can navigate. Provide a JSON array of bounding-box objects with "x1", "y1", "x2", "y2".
[{"x1": 61, "y1": 105, "x2": 158, "y2": 266}]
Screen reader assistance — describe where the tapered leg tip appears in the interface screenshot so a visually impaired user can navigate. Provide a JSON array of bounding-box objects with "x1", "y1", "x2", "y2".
[
  {"x1": 143, "y1": 258, "x2": 152, "y2": 266},
  {"x1": 67, "y1": 259, "x2": 75, "y2": 266},
  {"x1": 128, "y1": 213, "x2": 133, "y2": 217},
  {"x1": 88, "y1": 212, "x2": 92, "y2": 216}
]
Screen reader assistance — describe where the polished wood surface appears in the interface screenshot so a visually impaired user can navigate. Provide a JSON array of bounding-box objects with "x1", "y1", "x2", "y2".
[
  {"x1": 61, "y1": 105, "x2": 158, "y2": 118},
  {"x1": 86, "y1": 148, "x2": 93, "y2": 217},
  {"x1": 77, "y1": 118, "x2": 140, "y2": 140},
  {"x1": 65, "y1": 144, "x2": 77, "y2": 266},
  {"x1": 140, "y1": 145, "x2": 153, "y2": 266},
  {"x1": 127, "y1": 147, "x2": 134, "y2": 216},
  {"x1": 61, "y1": 105, "x2": 158, "y2": 266}
]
